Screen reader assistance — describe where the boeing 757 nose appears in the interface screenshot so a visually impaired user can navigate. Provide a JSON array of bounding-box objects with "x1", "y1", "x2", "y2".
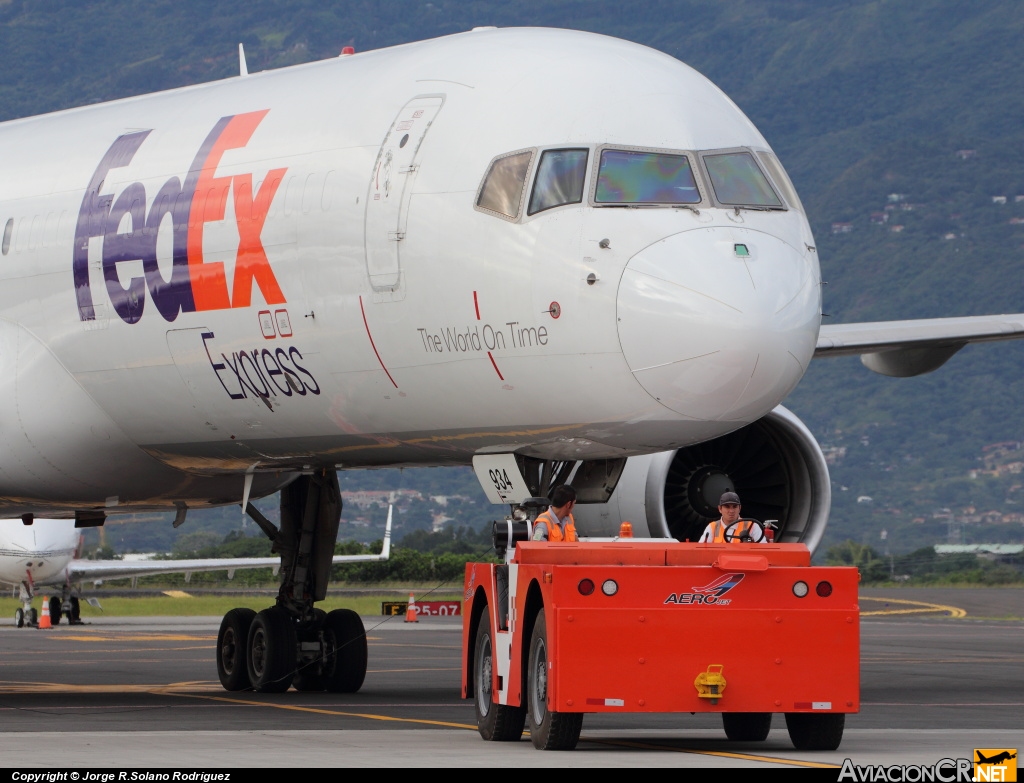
[{"x1": 616, "y1": 226, "x2": 820, "y2": 423}]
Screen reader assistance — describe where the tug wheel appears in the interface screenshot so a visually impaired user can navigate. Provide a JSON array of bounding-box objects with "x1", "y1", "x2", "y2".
[
  {"x1": 527, "y1": 608, "x2": 583, "y2": 750},
  {"x1": 785, "y1": 712, "x2": 845, "y2": 750},
  {"x1": 723, "y1": 712, "x2": 772, "y2": 741},
  {"x1": 473, "y1": 605, "x2": 525, "y2": 741}
]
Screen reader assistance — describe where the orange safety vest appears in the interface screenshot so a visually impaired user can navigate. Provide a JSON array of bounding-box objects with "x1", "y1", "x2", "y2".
[
  {"x1": 536, "y1": 509, "x2": 577, "y2": 542},
  {"x1": 710, "y1": 519, "x2": 754, "y2": 544}
]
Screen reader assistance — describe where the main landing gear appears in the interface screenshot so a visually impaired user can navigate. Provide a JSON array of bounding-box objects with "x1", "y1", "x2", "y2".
[
  {"x1": 49, "y1": 589, "x2": 82, "y2": 625},
  {"x1": 216, "y1": 469, "x2": 368, "y2": 694}
]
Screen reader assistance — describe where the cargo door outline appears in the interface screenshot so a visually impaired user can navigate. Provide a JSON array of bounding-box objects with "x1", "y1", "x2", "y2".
[{"x1": 364, "y1": 94, "x2": 445, "y2": 290}]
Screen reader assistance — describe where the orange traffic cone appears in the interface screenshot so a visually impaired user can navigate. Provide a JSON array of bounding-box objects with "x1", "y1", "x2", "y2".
[
  {"x1": 404, "y1": 593, "x2": 419, "y2": 623},
  {"x1": 38, "y1": 598, "x2": 52, "y2": 629}
]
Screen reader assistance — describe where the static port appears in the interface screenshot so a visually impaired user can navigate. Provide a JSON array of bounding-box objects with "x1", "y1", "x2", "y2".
[
  {"x1": 816, "y1": 581, "x2": 833, "y2": 597},
  {"x1": 578, "y1": 578, "x2": 595, "y2": 596},
  {"x1": 792, "y1": 581, "x2": 809, "y2": 598},
  {"x1": 602, "y1": 579, "x2": 619, "y2": 596}
]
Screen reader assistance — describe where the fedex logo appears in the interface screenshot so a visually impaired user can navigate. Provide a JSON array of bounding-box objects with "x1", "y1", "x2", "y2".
[{"x1": 73, "y1": 110, "x2": 286, "y2": 324}]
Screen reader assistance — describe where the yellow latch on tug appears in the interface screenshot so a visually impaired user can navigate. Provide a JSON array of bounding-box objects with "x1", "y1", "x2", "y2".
[{"x1": 694, "y1": 665, "x2": 727, "y2": 704}]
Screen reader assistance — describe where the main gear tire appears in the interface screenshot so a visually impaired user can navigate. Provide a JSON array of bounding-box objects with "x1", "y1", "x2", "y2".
[
  {"x1": 69, "y1": 596, "x2": 81, "y2": 623},
  {"x1": 246, "y1": 607, "x2": 296, "y2": 693},
  {"x1": 474, "y1": 605, "x2": 525, "y2": 741},
  {"x1": 527, "y1": 609, "x2": 583, "y2": 750},
  {"x1": 14, "y1": 608, "x2": 24, "y2": 628},
  {"x1": 321, "y1": 609, "x2": 367, "y2": 693},
  {"x1": 785, "y1": 712, "x2": 845, "y2": 750},
  {"x1": 723, "y1": 712, "x2": 772, "y2": 741},
  {"x1": 217, "y1": 608, "x2": 256, "y2": 691},
  {"x1": 49, "y1": 597, "x2": 62, "y2": 626}
]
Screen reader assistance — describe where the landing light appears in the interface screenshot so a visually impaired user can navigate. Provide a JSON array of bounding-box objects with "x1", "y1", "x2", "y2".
[{"x1": 792, "y1": 581, "x2": 809, "y2": 598}]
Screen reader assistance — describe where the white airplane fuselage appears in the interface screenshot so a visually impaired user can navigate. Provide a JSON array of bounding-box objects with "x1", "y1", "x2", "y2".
[{"x1": 0, "y1": 28, "x2": 820, "y2": 513}]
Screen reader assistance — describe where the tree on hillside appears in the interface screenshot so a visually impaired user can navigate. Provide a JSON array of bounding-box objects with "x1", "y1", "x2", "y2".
[{"x1": 825, "y1": 540, "x2": 888, "y2": 581}]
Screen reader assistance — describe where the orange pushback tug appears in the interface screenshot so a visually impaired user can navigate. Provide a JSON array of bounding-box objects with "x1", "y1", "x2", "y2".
[{"x1": 461, "y1": 522, "x2": 858, "y2": 751}]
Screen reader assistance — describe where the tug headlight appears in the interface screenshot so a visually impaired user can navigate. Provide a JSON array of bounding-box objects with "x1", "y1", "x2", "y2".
[{"x1": 792, "y1": 581, "x2": 809, "y2": 598}]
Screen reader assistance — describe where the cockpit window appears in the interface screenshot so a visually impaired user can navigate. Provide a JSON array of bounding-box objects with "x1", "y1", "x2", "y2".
[
  {"x1": 595, "y1": 149, "x2": 700, "y2": 205},
  {"x1": 756, "y1": 151, "x2": 803, "y2": 213},
  {"x1": 528, "y1": 149, "x2": 588, "y2": 215},
  {"x1": 702, "y1": 151, "x2": 783, "y2": 208},
  {"x1": 477, "y1": 150, "x2": 534, "y2": 219}
]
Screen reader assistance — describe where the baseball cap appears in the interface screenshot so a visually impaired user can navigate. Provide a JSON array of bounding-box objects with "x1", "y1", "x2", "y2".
[{"x1": 719, "y1": 491, "x2": 741, "y2": 506}]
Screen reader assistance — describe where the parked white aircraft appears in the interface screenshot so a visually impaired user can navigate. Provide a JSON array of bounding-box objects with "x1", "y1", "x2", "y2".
[
  {"x1": 0, "y1": 510, "x2": 391, "y2": 628},
  {"x1": 0, "y1": 27, "x2": 1020, "y2": 691}
]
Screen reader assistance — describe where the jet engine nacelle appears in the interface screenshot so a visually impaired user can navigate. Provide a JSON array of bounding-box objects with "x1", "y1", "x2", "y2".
[{"x1": 573, "y1": 406, "x2": 832, "y2": 554}]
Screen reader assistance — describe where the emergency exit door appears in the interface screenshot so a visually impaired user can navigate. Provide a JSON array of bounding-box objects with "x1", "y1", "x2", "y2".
[{"x1": 364, "y1": 95, "x2": 445, "y2": 289}]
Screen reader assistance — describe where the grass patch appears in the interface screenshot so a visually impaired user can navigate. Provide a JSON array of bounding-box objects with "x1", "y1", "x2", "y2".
[{"x1": 0, "y1": 593, "x2": 462, "y2": 619}]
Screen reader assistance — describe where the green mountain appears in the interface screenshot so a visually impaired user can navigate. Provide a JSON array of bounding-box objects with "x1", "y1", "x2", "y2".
[{"x1": 2, "y1": 1, "x2": 1022, "y2": 554}]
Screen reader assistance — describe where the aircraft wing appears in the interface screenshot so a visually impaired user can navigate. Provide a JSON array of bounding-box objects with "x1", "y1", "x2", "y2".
[
  {"x1": 67, "y1": 505, "x2": 392, "y2": 583},
  {"x1": 815, "y1": 313, "x2": 1024, "y2": 377}
]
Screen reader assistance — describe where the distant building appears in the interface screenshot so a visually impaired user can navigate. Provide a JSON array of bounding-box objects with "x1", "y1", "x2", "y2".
[
  {"x1": 869, "y1": 212, "x2": 889, "y2": 224},
  {"x1": 934, "y1": 544, "x2": 1023, "y2": 567},
  {"x1": 345, "y1": 489, "x2": 424, "y2": 508},
  {"x1": 890, "y1": 225, "x2": 905, "y2": 233},
  {"x1": 992, "y1": 196, "x2": 1007, "y2": 205},
  {"x1": 943, "y1": 232, "x2": 957, "y2": 240},
  {"x1": 955, "y1": 149, "x2": 976, "y2": 160},
  {"x1": 831, "y1": 222, "x2": 853, "y2": 234},
  {"x1": 821, "y1": 445, "x2": 847, "y2": 465},
  {"x1": 887, "y1": 193, "x2": 907, "y2": 203},
  {"x1": 1009, "y1": 217, "x2": 1024, "y2": 225}
]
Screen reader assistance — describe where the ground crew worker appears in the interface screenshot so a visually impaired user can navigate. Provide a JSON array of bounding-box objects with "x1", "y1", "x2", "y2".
[
  {"x1": 699, "y1": 491, "x2": 766, "y2": 543},
  {"x1": 532, "y1": 485, "x2": 577, "y2": 541}
]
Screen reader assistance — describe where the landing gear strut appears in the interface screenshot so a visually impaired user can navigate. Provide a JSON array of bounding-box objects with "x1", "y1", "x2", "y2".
[{"x1": 215, "y1": 469, "x2": 368, "y2": 693}]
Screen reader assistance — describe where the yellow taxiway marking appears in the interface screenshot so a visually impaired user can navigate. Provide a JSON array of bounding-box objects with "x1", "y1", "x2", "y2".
[
  {"x1": 162, "y1": 590, "x2": 192, "y2": 598},
  {"x1": 0, "y1": 681, "x2": 224, "y2": 693},
  {"x1": 160, "y1": 694, "x2": 835, "y2": 767},
  {"x1": 0, "y1": 683, "x2": 842, "y2": 766},
  {"x1": 164, "y1": 691, "x2": 478, "y2": 729},
  {"x1": 49, "y1": 634, "x2": 216, "y2": 642},
  {"x1": 586, "y1": 738, "x2": 839, "y2": 767},
  {"x1": 860, "y1": 596, "x2": 966, "y2": 617}
]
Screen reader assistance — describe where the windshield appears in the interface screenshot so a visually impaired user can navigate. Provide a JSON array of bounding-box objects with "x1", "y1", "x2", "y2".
[
  {"x1": 595, "y1": 149, "x2": 701, "y2": 205},
  {"x1": 702, "y1": 151, "x2": 782, "y2": 208},
  {"x1": 528, "y1": 149, "x2": 588, "y2": 215},
  {"x1": 477, "y1": 151, "x2": 533, "y2": 219}
]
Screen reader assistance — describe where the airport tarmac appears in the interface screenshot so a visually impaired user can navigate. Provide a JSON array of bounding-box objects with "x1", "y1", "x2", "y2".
[{"x1": 0, "y1": 588, "x2": 1018, "y2": 768}]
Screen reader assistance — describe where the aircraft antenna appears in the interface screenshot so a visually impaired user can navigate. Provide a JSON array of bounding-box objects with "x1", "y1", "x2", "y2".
[{"x1": 238, "y1": 43, "x2": 249, "y2": 77}]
